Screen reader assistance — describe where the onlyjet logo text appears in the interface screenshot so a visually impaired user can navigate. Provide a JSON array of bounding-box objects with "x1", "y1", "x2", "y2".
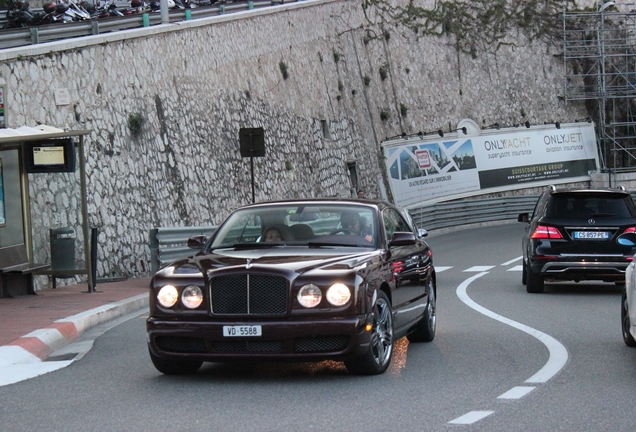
[
  {"x1": 544, "y1": 132, "x2": 583, "y2": 152},
  {"x1": 484, "y1": 137, "x2": 532, "y2": 159}
]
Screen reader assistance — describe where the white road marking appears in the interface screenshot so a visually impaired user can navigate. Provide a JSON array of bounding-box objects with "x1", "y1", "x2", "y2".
[
  {"x1": 497, "y1": 386, "x2": 535, "y2": 399},
  {"x1": 435, "y1": 266, "x2": 452, "y2": 272},
  {"x1": 507, "y1": 265, "x2": 523, "y2": 272},
  {"x1": 448, "y1": 411, "x2": 495, "y2": 424},
  {"x1": 448, "y1": 271, "x2": 570, "y2": 425},
  {"x1": 0, "y1": 346, "x2": 72, "y2": 386},
  {"x1": 456, "y1": 272, "x2": 568, "y2": 383},
  {"x1": 502, "y1": 256, "x2": 523, "y2": 266},
  {"x1": 464, "y1": 266, "x2": 495, "y2": 272}
]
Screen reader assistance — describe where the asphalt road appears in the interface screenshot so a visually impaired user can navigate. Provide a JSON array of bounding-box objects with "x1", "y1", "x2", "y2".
[{"x1": 1, "y1": 223, "x2": 635, "y2": 431}]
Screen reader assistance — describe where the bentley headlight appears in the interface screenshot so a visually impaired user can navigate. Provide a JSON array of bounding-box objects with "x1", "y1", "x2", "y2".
[
  {"x1": 326, "y1": 283, "x2": 351, "y2": 306},
  {"x1": 298, "y1": 284, "x2": 322, "y2": 308},
  {"x1": 157, "y1": 285, "x2": 179, "y2": 307},
  {"x1": 182, "y1": 285, "x2": 203, "y2": 309}
]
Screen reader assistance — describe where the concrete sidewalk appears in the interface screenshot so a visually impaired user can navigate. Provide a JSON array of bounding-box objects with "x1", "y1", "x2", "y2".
[{"x1": 0, "y1": 277, "x2": 150, "y2": 385}]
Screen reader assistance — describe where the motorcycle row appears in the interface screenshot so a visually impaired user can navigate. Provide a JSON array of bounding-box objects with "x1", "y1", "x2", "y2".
[{"x1": 3, "y1": 0, "x2": 212, "y2": 28}]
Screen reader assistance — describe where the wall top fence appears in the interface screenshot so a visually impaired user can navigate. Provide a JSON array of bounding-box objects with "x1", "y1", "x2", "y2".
[{"x1": 0, "y1": 0, "x2": 334, "y2": 55}]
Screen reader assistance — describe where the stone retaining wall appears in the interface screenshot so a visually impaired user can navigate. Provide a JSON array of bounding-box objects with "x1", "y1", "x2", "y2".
[{"x1": 0, "y1": 0, "x2": 598, "y2": 288}]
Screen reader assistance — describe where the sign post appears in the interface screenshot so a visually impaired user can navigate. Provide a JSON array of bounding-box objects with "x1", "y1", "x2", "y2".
[{"x1": 239, "y1": 127, "x2": 265, "y2": 204}]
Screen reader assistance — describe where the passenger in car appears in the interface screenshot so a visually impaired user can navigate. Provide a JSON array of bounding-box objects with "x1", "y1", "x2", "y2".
[
  {"x1": 261, "y1": 225, "x2": 295, "y2": 242},
  {"x1": 262, "y1": 227, "x2": 282, "y2": 242}
]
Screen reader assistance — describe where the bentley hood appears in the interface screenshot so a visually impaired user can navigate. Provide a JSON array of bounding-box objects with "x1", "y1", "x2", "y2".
[{"x1": 187, "y1": 246, "x2": 379, "y2": 274}]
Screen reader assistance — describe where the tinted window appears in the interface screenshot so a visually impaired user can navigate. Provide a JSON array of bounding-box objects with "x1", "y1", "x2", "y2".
[
  {"x1": 383, "y1": 208, "x2": 411, "y2": 240},
  {"x1": 545, "y1": 194, "x2": 633, "y2": 219},
  {"x1": 532, "y1": 192, "x2": 548, "y2": 219},
  {"x1": 208, "y1": 204, "x2": 377, "y2": 248}
]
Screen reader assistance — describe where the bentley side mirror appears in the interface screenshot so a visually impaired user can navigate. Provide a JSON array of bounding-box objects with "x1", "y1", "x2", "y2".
[
  {"x1": 389, "y1": 232, "x2": 417, "y2": 247},
  {"x1": 187, "y1": 235, "x2": 208, "y2": 250}
]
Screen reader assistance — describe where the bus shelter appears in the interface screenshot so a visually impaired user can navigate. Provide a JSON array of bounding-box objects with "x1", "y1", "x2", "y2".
[{"x1": 0, "y1": 126, "x2": 93, "y2": 297}]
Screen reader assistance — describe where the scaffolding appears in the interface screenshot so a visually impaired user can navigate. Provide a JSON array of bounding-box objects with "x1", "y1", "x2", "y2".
[{"x1": 563, "y1": 1, "x2": 636, "y2": 178}]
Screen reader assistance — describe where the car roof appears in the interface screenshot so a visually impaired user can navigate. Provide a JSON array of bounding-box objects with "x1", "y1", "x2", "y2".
[{"x1": 549, "y1": 187, "x2": 631, "y2": 196}]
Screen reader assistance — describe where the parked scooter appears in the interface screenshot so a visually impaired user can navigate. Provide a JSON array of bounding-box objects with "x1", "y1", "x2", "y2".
[
  {"x1": 4, "y1": 0, "x2": 68, "y2": 28},
  {"x1": 4, "y1": 0, "x2": 34, "y2": 28},
  {"x1": 119, "y1": 0, "x2": 147, "y2": 15},
  {"x1": 65, "y1": 0, "x2": 92, "y2": 21},
  {"x1": 148, "y1": 0, "x2": 177, "y2": 12},
  {"x1": 89, "y1": 0, "x2": 125, "y2": 18}
]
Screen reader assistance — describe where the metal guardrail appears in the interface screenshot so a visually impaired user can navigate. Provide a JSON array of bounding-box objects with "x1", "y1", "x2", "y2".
[
  {"x1": 0, "y1": 0, "x2": 273, "y2": 49},
  {"x1": 149, "y1": 225, "x2": 217, "y2": 273},
  {"x1": 408, "y1": 195, "x2": 540, "y2": 232},
  {"x1": 148, "y1": 196, "x2": 542, "y2": 272}
]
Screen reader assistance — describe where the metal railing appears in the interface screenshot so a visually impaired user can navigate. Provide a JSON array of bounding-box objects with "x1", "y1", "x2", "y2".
[
  {"x1": 408, "y1": 195, "x2": 539, "y2": 232},
  {"x1": 148, "y1": 195, "x2": 541, "y2": 272},
  {"x1": 0, "y1": 0, "x2": 273, "y2": 49},
  {"x1": 149, "y1": 225, "x2": 217, "y2": 273}
]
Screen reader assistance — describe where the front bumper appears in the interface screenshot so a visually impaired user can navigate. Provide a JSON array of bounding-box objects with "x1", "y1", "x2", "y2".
[{"x1": 147, "y1": 314, "x2": 373, "y2": 362}]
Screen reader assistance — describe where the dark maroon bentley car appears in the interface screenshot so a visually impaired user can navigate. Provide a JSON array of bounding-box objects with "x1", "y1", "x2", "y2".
[{"x1": 146, "y1": 199, "x2": 436, "y2": 375}]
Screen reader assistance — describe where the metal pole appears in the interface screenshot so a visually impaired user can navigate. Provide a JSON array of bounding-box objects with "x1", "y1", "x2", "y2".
[
  {"x1": 89, "y1": 227, "x2": 98, "y2": 293},
  {"x1": 161, "y1": 0, "x2": 169, "y2": 24},
  {"x1": 251, "y1": 156, "x2": 255, "y2": 204},
  {"x1": 79, "y1": 136, "x2": 94, "y2": 293}
]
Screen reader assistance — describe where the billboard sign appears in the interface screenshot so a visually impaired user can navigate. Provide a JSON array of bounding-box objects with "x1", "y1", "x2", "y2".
[{"x1": 382, "y1": 121, "x2": 599, "y2": 208}]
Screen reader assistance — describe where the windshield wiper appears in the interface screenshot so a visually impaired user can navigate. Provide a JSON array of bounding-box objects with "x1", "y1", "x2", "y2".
[
  {"x1": 307, "y1": 241, "x2": 363, "y2": 248},
  {"x1": 208, "y1": 242, "x2": 286, "y2": 251},
  {"x1": 590, "y1": 213, "x2": 616, "y2": 217},
  {"x1": 232, "y1": 242, "x2": 287, "y2": 249}
]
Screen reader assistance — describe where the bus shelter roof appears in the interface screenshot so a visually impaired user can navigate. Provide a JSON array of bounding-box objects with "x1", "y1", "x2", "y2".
[{"x1": 0, "y1": 125, "x2": 90, "y2": 144}]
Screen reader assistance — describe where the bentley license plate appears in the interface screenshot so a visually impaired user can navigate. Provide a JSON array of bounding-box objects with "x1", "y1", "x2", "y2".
[
  {"x1": 573, "y1": 231, "x2": 609, "y2": 240},
  {"x1": 223, "y1": 325, "x2": 262, "y2": 337}
]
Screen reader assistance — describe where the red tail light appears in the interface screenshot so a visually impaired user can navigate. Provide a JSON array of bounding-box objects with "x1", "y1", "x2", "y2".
[
  {"x1": 531, "y1": 225, "x2": 563, "y2": 239},
  {"x1": 623, "y1": 227, "x2": 636, "y2": 234}
]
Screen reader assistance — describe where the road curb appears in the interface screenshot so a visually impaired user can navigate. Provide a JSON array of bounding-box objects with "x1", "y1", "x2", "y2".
[{"x1": 3, "y1": 294, "x2": 148, "y2": 362}]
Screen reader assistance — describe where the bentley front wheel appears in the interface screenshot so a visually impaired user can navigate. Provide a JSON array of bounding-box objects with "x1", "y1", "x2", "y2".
[{"x1": 344, "y1": 291, "x2": 394, "y2": 375}]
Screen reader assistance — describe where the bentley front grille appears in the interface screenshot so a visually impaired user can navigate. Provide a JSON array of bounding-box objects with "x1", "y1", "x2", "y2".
[
  {"x1": 210, "y1": 274, "x2": 288, "y2": 315},
  {"x1": 294, "y1": 336, "x2": 350, "y2": 353},
  {"x1": 155, "y1": 336, "x2": 207, "y2": 353},
  {"x1": 212, "y1": 340, "x2": 284, "y2": 353}
]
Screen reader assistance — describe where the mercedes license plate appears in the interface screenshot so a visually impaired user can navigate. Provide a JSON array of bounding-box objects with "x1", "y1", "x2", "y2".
[
  {"x1": 573, "y1": 231, "x2": 609, "y2": 240},
  {"x1": 223, "y1": 325, "x2": 262, "y2": 337}
]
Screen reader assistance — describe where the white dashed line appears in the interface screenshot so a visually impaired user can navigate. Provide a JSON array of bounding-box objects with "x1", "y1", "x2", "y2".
[
  {"x1": 435, "y1": 266, "x2": 452, "y2": 272},
  {"x1": 501, "y1": 256, "x2": 523, "y2": 266},
  {"x1": 497, "y1": 386, "x2": 535, "y2": 399},
  {"x1": 448, "y1": 411, "x2": 495, "y2": 425},
  {"x1": 507, "y1": 265, "x2": 523, "y2": 272},
  {"x1": 464, "y1": 266, "x2": 495, "y2": 272}
]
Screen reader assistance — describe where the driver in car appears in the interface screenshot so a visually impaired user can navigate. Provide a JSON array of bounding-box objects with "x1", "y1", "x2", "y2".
[{"x1": 340, "y1": 211, "x2": 373, "y2": 243}]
